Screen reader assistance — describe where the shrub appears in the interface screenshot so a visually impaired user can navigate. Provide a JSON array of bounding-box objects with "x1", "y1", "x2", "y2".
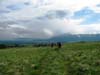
[{"x1": 0, "y1": 44, "x2": 7, "y2": 49}]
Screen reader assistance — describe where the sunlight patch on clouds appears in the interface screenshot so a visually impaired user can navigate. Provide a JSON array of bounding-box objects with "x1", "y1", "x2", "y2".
[
  {"x1": 43, "y1": 28, "x2": 54, "y2": 37},
  {"x1": 9, "y1": 24, "x2": 27, "y2": 29}
]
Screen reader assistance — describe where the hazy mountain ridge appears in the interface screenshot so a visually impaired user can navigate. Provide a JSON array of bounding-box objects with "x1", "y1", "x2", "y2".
[{"x1": 0, "y1": 34, "x2": 100, "y2": 44}]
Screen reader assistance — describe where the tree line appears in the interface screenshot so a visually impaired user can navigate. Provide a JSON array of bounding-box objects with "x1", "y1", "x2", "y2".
[{"x1": 0, "y1": 42, "x2": 62, "y2": 49}]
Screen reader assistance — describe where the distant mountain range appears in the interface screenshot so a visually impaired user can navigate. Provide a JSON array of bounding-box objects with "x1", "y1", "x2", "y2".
[
  {"x1": 0, "y1": 34, "x2": 100, "y2": 44},
  {"x1": 50, "y1": 34, "x2": 100, "y2": 42}
]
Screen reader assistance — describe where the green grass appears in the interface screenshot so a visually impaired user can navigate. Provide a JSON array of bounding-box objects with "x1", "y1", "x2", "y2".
[{"x1": 0, "y1": 42, "x2": 100, "y2": 75}]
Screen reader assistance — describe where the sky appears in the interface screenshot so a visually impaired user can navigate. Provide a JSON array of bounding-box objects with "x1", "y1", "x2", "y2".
[{"x1": 0, "y1": 0, "x2": 100, "y2": 40}]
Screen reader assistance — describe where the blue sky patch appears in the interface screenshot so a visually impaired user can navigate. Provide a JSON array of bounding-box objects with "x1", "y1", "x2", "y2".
[
  {"x1": 81, "y1": 13, "x2": 100, "y2": 25},
  {"x1": 72, "y1": 7, "x2": 94, "y2": 19}
]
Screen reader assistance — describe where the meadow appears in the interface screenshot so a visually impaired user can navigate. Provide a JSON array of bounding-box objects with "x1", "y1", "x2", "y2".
[{"x1": 0, "y1": 42, "x2": 100, "y2": 75}]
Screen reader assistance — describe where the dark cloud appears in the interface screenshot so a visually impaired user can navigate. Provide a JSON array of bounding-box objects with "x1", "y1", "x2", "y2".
[
  {"x1": 0, "y1": 10, "x2": 10, "y2": 14},
  {"x1": 6, "y1": 3, "x2": 29, "y2": 11},
  {"x1": 37, "y1": 10, "x2": 68, "y2": 20},
  {"x1": 24, "y1": 2, "x2": 31, "y2": 5},
  {"x1": 0, "y1": 21, "x2": 17, "y2": 26},
  {"x1": 96, "y1": 4, "x2": 100, "y2": 7}
]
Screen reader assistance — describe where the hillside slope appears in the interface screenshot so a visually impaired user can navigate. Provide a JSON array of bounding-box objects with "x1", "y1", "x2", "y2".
[{"x1": 0, "y1": 42, "x2": 100, "y2": 75}]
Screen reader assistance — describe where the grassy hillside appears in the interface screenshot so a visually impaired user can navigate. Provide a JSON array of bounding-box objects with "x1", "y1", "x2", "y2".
[{"x1": 0, "y1": 42, "x2": 100, "y2": 75}]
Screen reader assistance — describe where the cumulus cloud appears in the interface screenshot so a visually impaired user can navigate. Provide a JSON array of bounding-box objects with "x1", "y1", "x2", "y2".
[{"x1": 0, "y1": 0, "x2": 100, "y2": 40}]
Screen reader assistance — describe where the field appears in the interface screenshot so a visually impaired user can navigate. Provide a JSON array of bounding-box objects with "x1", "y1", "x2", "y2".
[{"x1": 0, "y1": 42, "x2": 100, "y2": 75}]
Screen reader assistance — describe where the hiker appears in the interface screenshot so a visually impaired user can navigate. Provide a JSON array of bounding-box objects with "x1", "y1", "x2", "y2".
[
  {"x1": 57, "y1": 42, "x2": 62, "y2": 48},
  {"x1": 51, "y1": 43, "x2": 54, "y2": 48}
]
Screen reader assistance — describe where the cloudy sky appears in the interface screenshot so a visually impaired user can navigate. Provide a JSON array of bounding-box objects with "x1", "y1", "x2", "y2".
[{"x1": 0, "y1": 0, "x2": 100, "y2": 40}]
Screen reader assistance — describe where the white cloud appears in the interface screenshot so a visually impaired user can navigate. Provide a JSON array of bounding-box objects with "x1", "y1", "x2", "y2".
[
  {"x1": 81, "y1": 24, "x2": 100, "y2": 34},
  {"x1": 0, "y1": 0, "x2": 100, "y2": 39},
  {"x1": 90, "y1": 6, "x2": 100, "y2": 13},
  {"x1": 35, "y1": 0, "x2": 100, "y2": 15},
  {"x1": 43, "y1": 28, "x2": 54, "y2": 37},
  {"x1": 2, "y1": 0, "x2": 100, "y2": 20}
]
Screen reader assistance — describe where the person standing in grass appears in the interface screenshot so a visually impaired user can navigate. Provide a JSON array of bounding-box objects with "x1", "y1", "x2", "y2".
[{"x1": 57, "y1": 42, "x2": 62, "y2": 48}]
